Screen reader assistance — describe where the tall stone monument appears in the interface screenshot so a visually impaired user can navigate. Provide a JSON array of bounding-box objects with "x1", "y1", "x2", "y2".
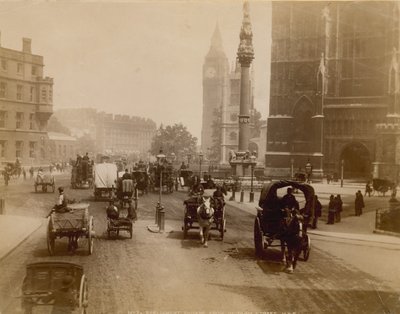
[{"x1": 229, "y1": 1, "x2": 255, "y2": 176}]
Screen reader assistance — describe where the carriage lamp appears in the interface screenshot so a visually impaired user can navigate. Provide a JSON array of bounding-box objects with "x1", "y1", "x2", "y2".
[
  {"x1": 250, "y1": 155, "x2": 257, "y2": 203},
  {"x1": 199, "y1": 152, "x2": 204, "y2": 180}
]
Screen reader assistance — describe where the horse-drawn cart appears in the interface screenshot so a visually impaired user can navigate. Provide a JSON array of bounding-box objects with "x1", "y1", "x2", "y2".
[
  {"x1": 21, "y1": 261, "x2": 88, "y2": 314},
  {"x1": 182, "y1": 194, "x2": 226, "y2": 240},
  {"x1": 47, "y1": 203, "x2": 94, "y2": 255},
  {"x1": 254, "y1": 180, "x2": 312, "y2": 272},
  {"x1": 34, "y1": 173, "x2": 55, "y2": 193}
]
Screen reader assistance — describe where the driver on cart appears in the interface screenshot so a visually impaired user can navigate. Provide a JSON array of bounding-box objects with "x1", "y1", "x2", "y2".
[
  {"x1": 212, "y1": 186, "x2": 226, "y2": 210},
  {"x1": 259, "y1": 189, "x2": 286, "y2": 237},
  {"x1": 47, "y1": 187, "x2": 69, "y2": 217},
  {"x1": 106, "y1": 200, "x2": 119, "y2": 220}
]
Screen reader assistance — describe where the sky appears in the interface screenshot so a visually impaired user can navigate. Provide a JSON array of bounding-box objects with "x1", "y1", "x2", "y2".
[{"x1": 0, "y1": 0, "x2": 271, "y2": 141}]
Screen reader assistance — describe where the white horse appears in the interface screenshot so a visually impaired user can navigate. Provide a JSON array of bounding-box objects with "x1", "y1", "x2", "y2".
[{"x1": 197, "y1": 197, "x2": 214, "y2": 247}]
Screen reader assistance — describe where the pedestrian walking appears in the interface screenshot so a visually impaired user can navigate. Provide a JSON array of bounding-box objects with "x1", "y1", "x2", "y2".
[
  {"x1": 22, "y1": 168, "x2": 26, "y2": 180},
  {"x1": 327, "y1": 194, "x2": 335, "y2": 224},
  {"x1": 335, "y1": 194, "x2": 343, "y2": 222},
  {"x1": 355, "y1": 190, "x2": 365, "y2": 216},
  {"x1": 311, "y1": 195, "x2": 322, "y2": 229},
  {"x1": 29, "y1": 166, "x2": 34, "y2": 179},
  {"x1": 3, "y1": 170, "x2": 9, "y2": 186},
  {"x1": 365, "y1": 181, "x2": 372, "y2": 197}
]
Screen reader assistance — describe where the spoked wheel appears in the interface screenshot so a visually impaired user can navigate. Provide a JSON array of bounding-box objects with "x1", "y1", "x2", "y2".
[
  {"x1": 303, "y1": 234, "x2": 311, "y2": 261},
  {"x1": 254, "y1": 217, "x2": 264, "y2": 258},
  {"x1": 79, "y1": 275, "x2": 89, "y2": 314},
  {"x1": 87, "y1": 216, "x2": 94, "y2": 255},
  {"x1": 47, "y1": 217, "x2": 55, "y2": 256}
]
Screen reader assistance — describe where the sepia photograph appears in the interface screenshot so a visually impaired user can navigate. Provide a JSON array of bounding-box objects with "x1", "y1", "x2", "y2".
[{"x1": 0, "y1": 0, "x2": 399, "y2": 313}]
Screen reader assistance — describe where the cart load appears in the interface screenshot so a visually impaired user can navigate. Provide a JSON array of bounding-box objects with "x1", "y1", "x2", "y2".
[
  {"x1": 34, "y1": 172, "x2": 55, "y2": 193},
  {"x1": 93, "y1": 163, "x2": 118, "y2": 200}
]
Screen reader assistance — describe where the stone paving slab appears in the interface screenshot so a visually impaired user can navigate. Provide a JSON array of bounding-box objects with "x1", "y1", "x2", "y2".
[{"x1": 0, "y1": 215, "x2": 44, "y2": 261}]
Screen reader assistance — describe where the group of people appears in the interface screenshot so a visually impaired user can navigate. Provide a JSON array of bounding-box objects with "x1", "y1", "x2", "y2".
[{"x1": 327, "y1": 194, "x2": 343, "y2": 224}]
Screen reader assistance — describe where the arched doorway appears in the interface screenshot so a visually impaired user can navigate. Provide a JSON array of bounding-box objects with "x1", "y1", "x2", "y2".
[{"x1": 340, "y1": 142, "x2": 371, "y2": 179}]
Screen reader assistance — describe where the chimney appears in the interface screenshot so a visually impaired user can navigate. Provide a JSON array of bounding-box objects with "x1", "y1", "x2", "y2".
[{"x1": 22, "y1": 38, "x2": 31, "y2": 53}]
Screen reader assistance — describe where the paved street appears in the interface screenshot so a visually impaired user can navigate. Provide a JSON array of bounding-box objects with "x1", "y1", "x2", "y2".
[{"x1": 0, "y1": 174, "x2": 400, "y2": 313}]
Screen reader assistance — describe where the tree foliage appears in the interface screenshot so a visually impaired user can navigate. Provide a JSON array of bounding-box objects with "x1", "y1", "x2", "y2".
[
  {"x1": 150, "y1": 123, "x2": 197, "y2": 160},
  {"x1": 251, "y1": 108, "x2": 264, "y2": 138},
  {"x1": 47, "y1": 115, "x2": 71, "y2": 135},
  {"x1": 76, "y1": 133, "x2": 96, "y2": 155}
]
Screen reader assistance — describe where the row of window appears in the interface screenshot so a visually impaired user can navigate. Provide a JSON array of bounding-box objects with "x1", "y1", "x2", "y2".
[
  {"x1": 1, "y1": 58, "x2": 38, "y2": 75},
  {"x1": 0, "y1": 111, "x2": 36, "y2": 130},
  {"x1": 0, "y1": 81, "x2": 52, "y2": 102},
  {"x1": 0, "y1": 140, "x2": 37, "y2": 158}
]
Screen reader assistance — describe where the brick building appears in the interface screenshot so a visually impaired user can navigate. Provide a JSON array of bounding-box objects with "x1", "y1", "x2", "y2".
[
  {"x1": 0, "y1": 35, "x2": 53, "y2": 166},
  {"x1": 266, "y1": 1, "x2": 400, "y2": 180}
]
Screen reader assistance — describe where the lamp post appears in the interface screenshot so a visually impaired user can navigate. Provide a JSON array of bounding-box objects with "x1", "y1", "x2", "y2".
[
  {"x1": 340, "y1": 159, "x2": 344, "y2": 188},
  {"x1": 187, "y1": 154, "x2": 192, "y2": 169},
  {"x1": 290, "y1": 158, "x2": 294, "y2": 179},
  {"x1": 199, "y1": 151, "x2": 204, "y2": 180},
  {"x1": 156, "y1": 150, "x2": 166, "y2": 231},
  {"x1": 249, "y1": 155, "x2": 257, "y2": 202}
]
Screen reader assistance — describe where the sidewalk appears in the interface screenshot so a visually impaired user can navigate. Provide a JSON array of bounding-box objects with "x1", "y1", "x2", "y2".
[
  {"x1": 224, "y1": 188, "x2": 400, "y2": 245},
  {"x1": 0, "y1": 215, "x2": 44, "y2": 261}
]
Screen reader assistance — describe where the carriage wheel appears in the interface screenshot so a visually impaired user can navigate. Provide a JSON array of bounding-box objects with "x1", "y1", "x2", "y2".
[
  {"x1": 129, "y1": 224, "x2": 133, "y2": 239},
  {"x1": 88, "y1": 216, "x2": 94, "y2": 255},
  {"x1": 79, "y1": 275, "x2": 89, "y2": 313},
  {"x1": 254, "y1": 217, "x2": 264, "y2": 258},
  {"x1": 303, "y1": 235, "x2": 311, "y2": 261},
  {"x1": 47, "y1": 218, "x2": 55, "y2": 256}
]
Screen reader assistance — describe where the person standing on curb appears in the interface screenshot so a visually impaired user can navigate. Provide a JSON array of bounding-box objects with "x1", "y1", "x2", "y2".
[
  {"x1": 327, "y1": 194, "x2": 335, "y2": 224},
  {"x1": 355, "y1": 190, "x2": 365, "y2": 216},
  {"x1": 311, "y1": 195, "x2": 322, "y2": 229},
  {"x1": 335, "y1": 194, "x2": 343, "y2": 222}
]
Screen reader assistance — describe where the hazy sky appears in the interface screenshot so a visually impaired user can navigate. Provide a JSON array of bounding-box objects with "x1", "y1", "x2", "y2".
[{"x1": 0, "y1": 0, "x2": 271, "y2": 140}]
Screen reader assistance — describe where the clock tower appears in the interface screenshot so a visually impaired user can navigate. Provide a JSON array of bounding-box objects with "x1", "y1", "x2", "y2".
[{"x1": 202, "y1": 23, "x2": 229, "y2": 155}]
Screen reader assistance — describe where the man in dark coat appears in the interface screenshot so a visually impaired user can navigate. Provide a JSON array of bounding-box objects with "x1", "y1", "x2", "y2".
[
  {"x1": 355, "y1": 190, "x2": 365, "y2": 216},
  {"x1": 335, "y1": 194, "x2": 343, "y2": 222},
  {"x1": 311, "y1": 195, "x2": 322, "y2": 229},
  {"x1": 327, "y1": 194, "x2": 335, "y2": 224},
  {"x1": 281, "y1": 188, "x2": 299, "y2": 211}
]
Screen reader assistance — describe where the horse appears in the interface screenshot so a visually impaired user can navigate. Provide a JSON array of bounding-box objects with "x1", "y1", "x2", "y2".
[
  {"x1": 280, "y1": 209, "x2": 304, "y2": 273},
  {"x1": 197, "y1": 197, "x2": 214, "y2": 247}
]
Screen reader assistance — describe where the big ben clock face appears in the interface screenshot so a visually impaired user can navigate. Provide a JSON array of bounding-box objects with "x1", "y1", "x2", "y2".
[{"x1": 205, "y1": 67, "x2": 217, "y2": 78}]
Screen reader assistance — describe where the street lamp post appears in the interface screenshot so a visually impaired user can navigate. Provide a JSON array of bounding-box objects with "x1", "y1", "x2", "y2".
[
  {"x1": 341, "y1": 159, "x2": 344, "y2": 188},
  {"x1": 199, "y1": 152, "x2": 203, "y2": 180},
  {"x1": 156, "y1": 150, "x2": 166, "y2": 231},
  {"x1": 249, "y1": 155, "x2": 257, "y2": 202},
  {"x1": 290, "y1": 158, "x2": 294, "y2": 179}
]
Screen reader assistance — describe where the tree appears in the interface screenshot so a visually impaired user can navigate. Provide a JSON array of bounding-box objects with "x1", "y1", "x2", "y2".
[
  {"x1": 250, "y1": 108, "x2": 263, "y2": 138},
  {"x1": 210, "y1": 106, "x2": 222, "y2": 162},
  {"x1": 76, "y1": 133, "x2": 96, "y2": 155},
  {"x1": 46, "y1": 115, "x2": 71, "y2": 135},
  {"x1": 150, "y1": 123, "x2": 197, "y2": 161}
]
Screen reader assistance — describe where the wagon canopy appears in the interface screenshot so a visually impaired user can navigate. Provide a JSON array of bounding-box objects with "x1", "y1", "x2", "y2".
[
  {"x1": 94, "y1": 163, "x2": 118, "y2": 188},
  {"x1": 258, "y1": 180, "x2": 315, "y2": 213}
]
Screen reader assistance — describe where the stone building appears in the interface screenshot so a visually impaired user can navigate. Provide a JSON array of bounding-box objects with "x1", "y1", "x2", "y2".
[
  {"x1": 47, "y1": 132, "x2": 77, "y2": 162},
  {"x1": 95, "y1": 112, "x2": 156, "y2": 158},
  {"x1": 266, "y1": 1, "x2": 400, "y2": 180},
  {"x1": 202, "y1": 25, "x2": 256, "y2": 164},
  {"x1": 0, "y1": 35, "x2": 53, "y2": 166}
]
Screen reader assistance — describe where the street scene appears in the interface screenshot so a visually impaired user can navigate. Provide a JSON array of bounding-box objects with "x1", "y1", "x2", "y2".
[{"x1": 1, "y1": 1, "x2": 400, "y2": 313}]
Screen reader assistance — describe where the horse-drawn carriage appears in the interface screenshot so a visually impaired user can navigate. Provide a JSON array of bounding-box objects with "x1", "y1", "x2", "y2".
[
  {"x1": 106, "y1": 201, "x2": 134, "y2": 239},
  {"x1": 71, "y1": 160, "x2": 93, "y2": 189},
  {"x1": 182, "y1": 193, "x2": 226, "y2": 243},
  {"x1": 132, "y1": 169, "x2": 149, "y2": 195},
  {"x1": 372, "y1": 178, "x2": 395, "y2": 196},
  {"x1": 93, "y1": 163, "x2": 117, "y2": 200},
  {"x1": 21, "y1": 261, "x2": 88, "y2": 314},
  {"x1": 115, "y1": 175, "x2": 138, "y2": 212},
  {"x1": 254, "y1": 180, "x2": 312, "y2": 273},
  {"x1": 47, "y1": 203, "x2": 94, "y2": 255},
  {"x1": 179, "y1": 169, "x2": 194, "y2": 188},
  {"x1": 152, "y1": 164, "x2": 175, "y2": 193},
  {"x1": 34, "y1": 172, "x2": 55, "y2": 193}
]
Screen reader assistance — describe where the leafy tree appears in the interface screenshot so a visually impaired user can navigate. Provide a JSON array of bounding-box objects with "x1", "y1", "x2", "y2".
[
  {"x1": 210, "y1": 106, "x2": 222, "y2": 162},
  {"x1": 76, "y1": 133, "x2": 96, "y2": 155},
  {"x1": 150, "y1": 123, "x2": 197, "y2": 161},
  {"x1": 251, "y1": 108, "x2": 264, "y2": 138},
  {"x1": 46, "y1": 115, "x2": 71, "y2": 135}
]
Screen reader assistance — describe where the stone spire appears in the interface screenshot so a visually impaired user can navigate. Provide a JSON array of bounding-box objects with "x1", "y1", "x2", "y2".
[
  {"x1": 237, "y1": 1, "x2": 254, "y2": 66},
  {"x1": 206, "y1": 22, "x2": 226, "y2": 58}
]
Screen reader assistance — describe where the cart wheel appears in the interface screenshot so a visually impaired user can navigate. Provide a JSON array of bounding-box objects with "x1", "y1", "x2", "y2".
[
  {"x1": 88, "y1": 216, "x2": 94, "y2": 255},
  {"x1": 129, "y1": 224, "x2": 133, "y2": 239},
  {"x1": 47, "y1": 217, "x2": 55, "y2": 256},
  {"x1": 303, "y1": 235, "x2": 311, "y2": 261},
  {"x1": 79, "y1": 275, "x2": 89, "y2": 313},
  {"x1": 254, "y1": 217, "x2": 264, "y2": 258}
]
